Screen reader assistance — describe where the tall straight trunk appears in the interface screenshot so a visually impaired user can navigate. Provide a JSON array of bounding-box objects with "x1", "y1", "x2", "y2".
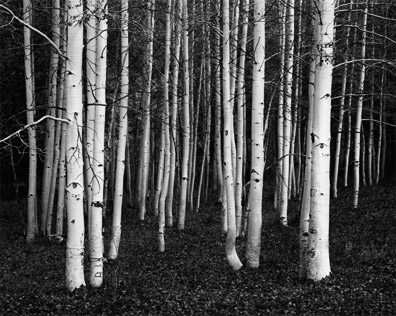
[
  {"x1": 275, "y1": 2, "x2": 285, "y2": 210},
  {"x1": 23, "y1": 0, "x2": 37, "y2": 243},
  {"x1": 196, "y1": 8, "x2": 212, "y2": 211},
  {"x1": 352, "y1": 2, "x2": 368, "y2": 209},
  {"x1": 214, "y1": 1, "x2": 223, "y2": 201},
  {"x1": 108, "y1": 0, "x2": 129, "y2": 260},
  {"x1": 279, "y1": 0, "x2": 294, "y2": 225},
  {"x1": 158, "y1": 0, "x2": 172, "y2": 252},
  {"x1": 223, "y1": 0, "x2": 242, "y2": 271},
  {"x1": 376, "y1": 68, "x2": 385, "y2": 184},
  {"x1": 299, "y1": 3, "x2": 316, "y2": 279},
  {"x1": 85, "y1": 0, "x2": 98, "y2": 214},
  {"x1": 65, "y1": 0, "x2": 86, "y2": 291},
  {"x1": 235, "y1": 0, "x2": 249, "y2": 236},
  {"x1": 188, "y1": 60, "x2": 204, "y2": 210},
  {"x1": 177, "y1": 0, "x2": 190, "y2": 231},
  {"x1": 367, "y1": 26, "x2": 375, "y2": 186},
  {"x1": 246, "y1": 0, "x2": 265, "y2": 269},
  {"x1": 90, "y1": 0, "x2": 108, "y2": 287},
  {"x1": 306, "y1": 0, "x2": 334, "y2": 281},
  {"x1": 41, "y1": 0, "x2": 61, "y2": 235},
  {"x1": 166, "y1": 0, "x2": 182, "y2": 228},
  {"x1": 138, "y1": 0, "x2": 156, "y2": 220},
  {"x1": 332, "y1": 4, "x2": 352, "y2": 197},
  {"x1": 332, "y1": 50, "x2": 350, "y2": 194}
]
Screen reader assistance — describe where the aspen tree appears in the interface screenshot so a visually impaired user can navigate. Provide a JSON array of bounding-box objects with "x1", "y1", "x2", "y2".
[
  {"x1": 299, "y1": 11, "x2": 316, "y2": 278},
  {"x1": 275, "y1": 2, "x2": 286, "y2": 210},
  {"x1": 23, "y1": 0, "x2": 37, "y2": 243},
  {"x1": 196, "y1": 2, "x2": 212, "y2": 211},
  {"x1": 223, "y1": 0, "x2": 242, "y2": 271},
  {"x1": 367, "y1": 25, "x2": 375, "y2": 186},
  {"x1": 376, "y1": 66, "x2": 386, "y2": 184},
  {"x1": 177, "y1": 0, "x2": 191, "y2": 231},
  {"x1": 65, "y1": 0, "x2": 86, "y2": 291},
  {"x1": 85, "y1": 0, "x2": 98, "y2": 213},
  {"x1": 138, "y1": 0, "x2": 155, "y2": 220},
  {"x1": 166, "y1": 0, "x2": 182, "y2": 227},
  {"x1": 235, "y1": 0, "x2": 249, "y2": 236},
  {"x1": 246, "y1": 0, "x2": 265, "y2": 269},
  {"x1": 41, "y1": 0, "x2": 61, "y2": 235},
  {"x1": 89, "y1": 0, "x2": 108, "y2": 287},
  {"x1": 214, "y1": 0, "x2": 223, "y2": 201},
  {"x1": 158, "y1": 0, "x2": 172, "y2": 252},
  {"x1": 306, "y1": 0, "x2": 334, "y2": 281},
  {"x1": 279, "y1": 0, "x2": 295, "y2": 226},
  {"x1": 108, "y1": 0, "x2": 129, "y2": 260},
  {"x1": 56, "y1": 2, "x2": 68, "y2": 240},
  {"x1": 353, "y1": 1, "x2": 368, "y2": 209},
  {"x1": 332, "y1": 5, "x2": 352, "y2": 198}
]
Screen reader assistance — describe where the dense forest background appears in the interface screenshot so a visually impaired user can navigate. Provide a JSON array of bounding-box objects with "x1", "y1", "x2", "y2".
[{"x1": 1, "y1": 0, "x2": 396, "y2": 298}]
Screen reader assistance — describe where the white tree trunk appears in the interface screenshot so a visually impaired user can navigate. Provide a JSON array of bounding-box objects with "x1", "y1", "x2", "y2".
[
  {"x1": 235, "y1": 0, "x2": 249, "y2": 236},
  {"x1": 307, "y1": 0, "x2": 335, "y2": 281},
  {"x1": 90, "y1": 0, "x2": 108, "y2": 287},
  {"x1": 65, "y1": 0, "x2": 86, "y2": 291},
  {"x1": 23, "y1": 0, "x2": 37, "y2": 243},
  {"x1": 108, "y1": 0, "x2": 129, "y2": 260},
  {"x1": 177, "y1": 0, "x2": 190, "y2": 231},
  {"x1": 158, "y1": 0, "x2": 172, "y2": 252},
  {"x1": 352, "y1": 2, "x2": 368, "y2": 209},
  {"x1": 278, "y1": 0, "x2": 294, "y2": 225},
  {"x1": 84, "y1": 0, "x2": 98, "y2": 214},
  {"x1": 223, "y1": 0, "x2": 242, "y2": 271},
  {"x1": 299, "y1": 12, "x2": 316, "y2": 278},
  {"x1": 166, "y1": 0, "x2": 182, "y2": 228},
  {"x1": 246, "y1": 0, "x2": 264, "y2": 269}
]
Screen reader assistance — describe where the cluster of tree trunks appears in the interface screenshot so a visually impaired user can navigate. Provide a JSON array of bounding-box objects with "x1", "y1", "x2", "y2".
[{"x1": 1, "y1": 0, "x2": 393, "y2": 291}]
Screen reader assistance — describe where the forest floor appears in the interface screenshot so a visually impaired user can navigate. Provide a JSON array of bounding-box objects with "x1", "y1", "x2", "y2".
[{"x1": 1, "y1": 184, "x2": 396, "y2": 315}]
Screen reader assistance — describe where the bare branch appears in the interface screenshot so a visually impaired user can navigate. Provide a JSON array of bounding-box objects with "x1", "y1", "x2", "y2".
[
  {"x1": 0, "y1": 115, "x2": 70, "y2": 144},
  {"x1": 0, "y1": 4, "x2": 67, "y2": 59}
]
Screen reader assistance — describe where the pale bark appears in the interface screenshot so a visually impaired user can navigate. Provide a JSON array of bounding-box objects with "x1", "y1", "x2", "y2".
[
  {"x1": 85, "y1": 0, "x2": 98, "y2": 214},
  {"x1": 275, "y1": 2, "x2": 286, "y2": 210},
  {"x1": 223, "y1": 0, "x2": 242, "y2": 271},
  {"x1": 65, "y1": 0, "x2": 86, "y2": 291},
  {"x1": 166, "y1": 0, "x2": 182, "y2": 227},
  {"x1": 307, "y1": 0, "x2": 334, "y2": 281},
  {"x1": 23, "y1": 0, "x2": 37, "y2": 243},
  {"x1": 90, "y1": 0, "x2": 108, "y2": 287},
  {"x1": 299, "y1": 12, "x2": 316, "y2": 278},
  {"x1": 246, "y1": 0, "x2": 264, "y2": 269},
  {"x1": 278, "y1": 0, "x2": 294, "y2": 225},
  {"x1": 235, "y1": 0, "x2": 248, "y2": 236},
  {"x1": 352, "y1": 2, "x2": 368, "y2": 209},
  {"x1": 177, "y1": 0, "x2": 190, "y2": 231},
  {"x1": 138, "y1": 0, "x2": 156, "y2": 220},
  {"x1": 108, "y1": 0, "x2": 129, "y2": 260},
  {"x1": 214, "y1": 2, "x2": 223, "y2": 201},
  {"x1": 158, "y1": 0, "x2": 172, "y2": 252}
]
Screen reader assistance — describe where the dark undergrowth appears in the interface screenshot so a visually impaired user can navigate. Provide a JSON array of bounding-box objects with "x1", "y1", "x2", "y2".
[{"x1": 1, "y1": 185, "x2": 396, "y2": 315}]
